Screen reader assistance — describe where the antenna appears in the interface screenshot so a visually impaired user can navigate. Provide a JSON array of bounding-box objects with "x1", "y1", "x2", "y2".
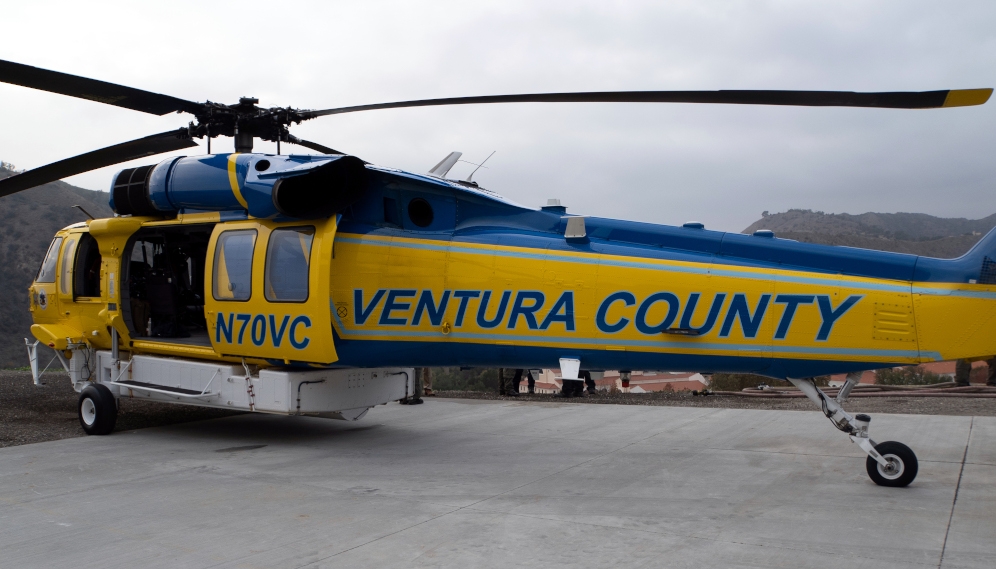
[
  {"x1": 463, "y1": 151, "x2": 495, "y2": 183},
  {"x1": 72, "y1": 204, "x2": 95, "y2": 220}
]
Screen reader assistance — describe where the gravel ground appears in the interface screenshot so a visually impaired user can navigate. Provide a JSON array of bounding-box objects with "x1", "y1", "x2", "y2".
[
  {"x1": 3, "y1": 369, "x2": 994, "y2": 449},
  {"x1": 0, "y1": 370, "x2": 241, "y2": 448},
  {"x1": 435, "y1": 389, "x2": 996, "y2": 416}
]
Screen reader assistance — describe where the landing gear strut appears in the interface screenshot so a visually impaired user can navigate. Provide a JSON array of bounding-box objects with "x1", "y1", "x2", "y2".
[{"x1": 787, "y1": 374, "x2": 918, "y2": 487}]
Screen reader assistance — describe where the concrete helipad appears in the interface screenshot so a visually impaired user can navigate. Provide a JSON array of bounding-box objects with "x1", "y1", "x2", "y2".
[{"x1": 1, "y1": 399, "x2": 993, "y2": 568}]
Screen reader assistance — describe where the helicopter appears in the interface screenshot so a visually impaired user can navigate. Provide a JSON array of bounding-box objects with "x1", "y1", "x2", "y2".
[{"x1": 1, "y1": 58, "x2": 992, "y2": 487}]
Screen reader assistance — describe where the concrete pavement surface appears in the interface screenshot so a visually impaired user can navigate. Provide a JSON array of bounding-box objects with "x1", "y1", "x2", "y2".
[{"x1": 0, "y1": 399, "x2": 992, "y2": 568}]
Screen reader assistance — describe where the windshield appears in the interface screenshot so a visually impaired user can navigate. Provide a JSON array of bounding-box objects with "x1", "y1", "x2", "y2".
[{"x1": 36, "y1": 237, "x2": 63, "y2": 283}]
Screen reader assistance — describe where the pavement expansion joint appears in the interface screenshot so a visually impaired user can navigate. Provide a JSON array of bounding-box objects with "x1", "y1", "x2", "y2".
[{"x1": 938, "y1": 416, "x2": 974, "y2": 569}]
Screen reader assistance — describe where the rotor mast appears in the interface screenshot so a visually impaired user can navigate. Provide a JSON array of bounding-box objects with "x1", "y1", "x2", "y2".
[{"x1": 233, "y1": 97, "x2": 258, "y2": 153}]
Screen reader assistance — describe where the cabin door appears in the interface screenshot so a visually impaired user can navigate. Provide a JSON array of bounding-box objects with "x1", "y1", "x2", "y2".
[{"x1": 204, "y1": 217, "x2": 339, "y2": 364}]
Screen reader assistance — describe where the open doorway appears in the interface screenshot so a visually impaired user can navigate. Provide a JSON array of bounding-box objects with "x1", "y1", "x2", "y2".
[
  {"x1": 122, "y1": 224, "x2": 214, "y2": 346},
  {"x1": 74, "y1": 234, "x2": 102, "y2": 297}
]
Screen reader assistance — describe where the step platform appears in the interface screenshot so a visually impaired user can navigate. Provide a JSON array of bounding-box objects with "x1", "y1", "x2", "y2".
[{"x1": 94, "y1": 351, "x2": 415, "y2": 420}]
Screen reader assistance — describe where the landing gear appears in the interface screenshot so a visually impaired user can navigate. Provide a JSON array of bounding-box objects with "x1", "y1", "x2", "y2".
[
  {"x1": 78, "y1": 384, "x2": 117, "y2": 435},
  {"x1": 787, "y1": 374, "x2": 918, "y2": 487},
  {"x1": 866, "y1": 441, "x2": 919, "y2": 487}
]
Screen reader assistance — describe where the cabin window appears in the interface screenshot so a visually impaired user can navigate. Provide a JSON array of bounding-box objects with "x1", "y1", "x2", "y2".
[
  {"x1": 36, "y1": 237, "x2": 63, "y2": 283},
  {"x1": 73, "y1": 234, "x2": 102, "y2": 297},
  {"x1": 59, "y1": 236, "x2": 78, "y2": 294},
  {"x1": 213, "y1": 230, "x2": 256, "y2": 301},
  {"x1": 265, "y1": 227, "x2": 315, "y2": 302},
  {"x1": 408, "y1": 198, "x2": 434, "y2": 228}
]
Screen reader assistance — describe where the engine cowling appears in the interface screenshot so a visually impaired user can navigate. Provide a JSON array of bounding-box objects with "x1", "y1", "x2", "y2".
[{"x1": 110, "y1": 153, "x2": 367, "y2": 219}]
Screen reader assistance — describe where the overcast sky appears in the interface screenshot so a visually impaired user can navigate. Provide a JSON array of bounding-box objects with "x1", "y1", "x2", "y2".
[{"x1": 1, "y1": 0, "x2": 994, "y2": 231}]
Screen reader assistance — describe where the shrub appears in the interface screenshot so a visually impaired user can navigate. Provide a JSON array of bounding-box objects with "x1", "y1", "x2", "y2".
[
  {"x1": 430, "y1": 367, "x2": 499, "y2": 392},
  {"x1": 875, "y1": 367, "x2": 946, "y2": 386},
  {"x1": 708, "y1": 373, "x2": 828, "y2": 391}
]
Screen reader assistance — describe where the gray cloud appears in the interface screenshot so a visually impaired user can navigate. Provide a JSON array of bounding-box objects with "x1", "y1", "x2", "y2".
[{"x1": 1, "y1": 0, "x2": 993, "y2": 231}]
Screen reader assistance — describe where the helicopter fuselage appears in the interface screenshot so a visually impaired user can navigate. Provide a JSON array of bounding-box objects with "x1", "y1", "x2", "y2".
[{"x1": 27, "y1": 152, "x2": 996, "y2": 379}]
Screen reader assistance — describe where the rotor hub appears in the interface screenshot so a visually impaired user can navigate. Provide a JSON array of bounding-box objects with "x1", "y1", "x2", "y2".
[{"x1": 185, "y1": 97, "x2": 309, "y2": 152}]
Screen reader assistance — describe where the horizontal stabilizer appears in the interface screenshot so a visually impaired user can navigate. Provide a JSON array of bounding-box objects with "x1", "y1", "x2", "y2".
[{"x1": 428, "y1": 152, "x2": 462, "y2": 177}]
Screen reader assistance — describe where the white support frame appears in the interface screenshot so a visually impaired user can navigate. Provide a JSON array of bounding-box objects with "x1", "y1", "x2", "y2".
[
  {"x1": 24, "y1": 339, "x2": 68, "y2": 386},
  {"x1": 787, "y1": 377, "x2": 889, "y2": 467}
]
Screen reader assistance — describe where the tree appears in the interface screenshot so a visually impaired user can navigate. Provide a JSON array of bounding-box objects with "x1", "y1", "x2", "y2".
[
  {"x1": 875, "y1": 366, "x2": 945, "y2": 386},
  {"x1": 955, "y1": 359, "x2": 971, "y2": 386}
]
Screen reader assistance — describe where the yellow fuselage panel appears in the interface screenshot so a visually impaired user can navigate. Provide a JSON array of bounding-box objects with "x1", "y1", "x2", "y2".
[{"x1": 330, "y1": 233, "x2": 996, "y2": 365}]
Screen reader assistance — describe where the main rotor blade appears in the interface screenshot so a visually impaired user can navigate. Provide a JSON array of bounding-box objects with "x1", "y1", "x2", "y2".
[
  {"x1": 284, "y1": 134, "x2": 346, "y2": 155},
  {"x1": 0, "y1": 129, "x2": 198, "y2": 198},
  {"x1": 302, "y1": 89, "x2": 992, "y2": 118},
  {"x1": 0, "y1": 59, "x2": 203, "y2": 116}
]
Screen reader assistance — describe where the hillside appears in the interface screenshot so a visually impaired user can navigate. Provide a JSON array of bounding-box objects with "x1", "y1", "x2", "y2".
[
  {"x1": 743, "y1": 209, "x2": 995, "y2": 258},
  {"x1": 0, "y1": 163, "x2": 113, "y2": 367}
]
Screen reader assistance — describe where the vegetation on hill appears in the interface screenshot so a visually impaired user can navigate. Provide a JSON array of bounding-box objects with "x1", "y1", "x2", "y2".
[
  {"x1": 0, "y1": 163, "x2": 113, "y2": 367},
  {"x1": 744, "y1": 209, "x2": 996, "y2": 258}
]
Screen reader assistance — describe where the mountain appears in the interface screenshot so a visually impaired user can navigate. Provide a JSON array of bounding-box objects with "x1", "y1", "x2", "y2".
[
  {"x1": 743, "y1": 209, "x2": 996, "y2": 258},
  {"x1": 0, "y1": 163, "x2": 113, "y2": 367}
]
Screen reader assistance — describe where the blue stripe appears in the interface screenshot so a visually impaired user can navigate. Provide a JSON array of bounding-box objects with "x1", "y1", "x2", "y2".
[
  {"x1": 346, "y1": 170, "x2": 996, "y2": 285},
  {"x1": 911, "y1": 286, "x2": 996, "y2": 299},
  {"x1": 334, "y1": 328, "x2": 932, "y2": 361},
  {"x1": 335, "y1": 235, "x2": 916, "y2": 294},
  {"x1": 326, "y1": 338, "x2": 910, "y2": 379}
]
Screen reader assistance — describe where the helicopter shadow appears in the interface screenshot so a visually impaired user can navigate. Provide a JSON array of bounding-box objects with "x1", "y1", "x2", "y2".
[{"x1": 126, "y1": 411, "x2": 392, "y2": 450}]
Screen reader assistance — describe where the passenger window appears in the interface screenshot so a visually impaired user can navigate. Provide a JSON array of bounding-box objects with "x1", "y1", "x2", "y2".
[
  {"x1": 265, "y1": 227, "x2": 315, "y2": 302},
  {"x1": 36, "y1": 237, "x2": 63, "y2": 283},
  {"x1": 59, "y1": 236, "x2": 78, "y2": 294},
  {"x1": 213, "y1": 230, "x2": 256, "y2": 301}
]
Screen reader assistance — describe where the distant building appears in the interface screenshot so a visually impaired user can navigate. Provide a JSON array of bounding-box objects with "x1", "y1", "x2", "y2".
[{"x1": 828, "y1": 360, "x2": 989, "y2": 386}]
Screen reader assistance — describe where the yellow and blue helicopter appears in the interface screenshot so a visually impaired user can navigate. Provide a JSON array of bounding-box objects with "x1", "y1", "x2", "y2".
[{"x1": 1, "y1": 58, "x2": 992, "y2": 487}]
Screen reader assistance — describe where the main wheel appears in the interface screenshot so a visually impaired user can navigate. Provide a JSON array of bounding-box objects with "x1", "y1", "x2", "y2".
[
  {"x1": 866, "y1": 441, "x2": 918, "y2": 487},
  {"x1": 78, "y1": 384, "x2": 117, "y2": 435}
]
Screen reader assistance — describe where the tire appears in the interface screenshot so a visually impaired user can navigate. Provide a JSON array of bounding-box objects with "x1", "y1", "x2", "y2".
[
  {"x1": 78, "y1": 384, "x2": 117, "y2": 436},
  {"x1": 866, "y1": 441, "x2": 918, "y2": 487}
]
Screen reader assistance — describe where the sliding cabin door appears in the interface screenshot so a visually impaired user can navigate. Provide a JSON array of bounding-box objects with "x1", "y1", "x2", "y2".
[{"x1": 205, "y1": 217, "x2": 339, "y2": 365}]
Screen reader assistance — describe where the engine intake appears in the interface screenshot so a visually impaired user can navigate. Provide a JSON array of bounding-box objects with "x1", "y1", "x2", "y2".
[
  {"x1": 111, "y1": 165, "x2": 158, "y2": 216},
  {"x1": 272, "y1": 156, "x2": 366, "y2": 219}
]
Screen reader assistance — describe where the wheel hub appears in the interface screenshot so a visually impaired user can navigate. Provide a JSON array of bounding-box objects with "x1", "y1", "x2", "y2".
[
  {"x1": 878, "y1": 454, "x2": 905, "y2": 480},
  {"x1": 81, "y1": 398, "x2": 97, "y2": 426}
]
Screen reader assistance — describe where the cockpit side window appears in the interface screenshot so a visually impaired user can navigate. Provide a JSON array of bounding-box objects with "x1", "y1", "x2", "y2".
[
  {"x1": 265, "y1": 227, "x2": 315, "y2": 302},
  {"x1": 213, "y1": 229, "x2": 256, "y2": 301},
  {"x1": 59, "y1": 236, "x2": 79, "y2": 294},
  {"x1": 36, "y1": 237, "x2": 63, "y2": 283}
]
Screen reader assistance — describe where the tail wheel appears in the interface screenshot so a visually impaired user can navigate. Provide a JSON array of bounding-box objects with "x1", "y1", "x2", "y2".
[
  {"x1": 78, "y1": 384, "x2": 117, "y2": 436},
  {"x1": 866, "y1": 441, "x2": 918, "y2": 487}
]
